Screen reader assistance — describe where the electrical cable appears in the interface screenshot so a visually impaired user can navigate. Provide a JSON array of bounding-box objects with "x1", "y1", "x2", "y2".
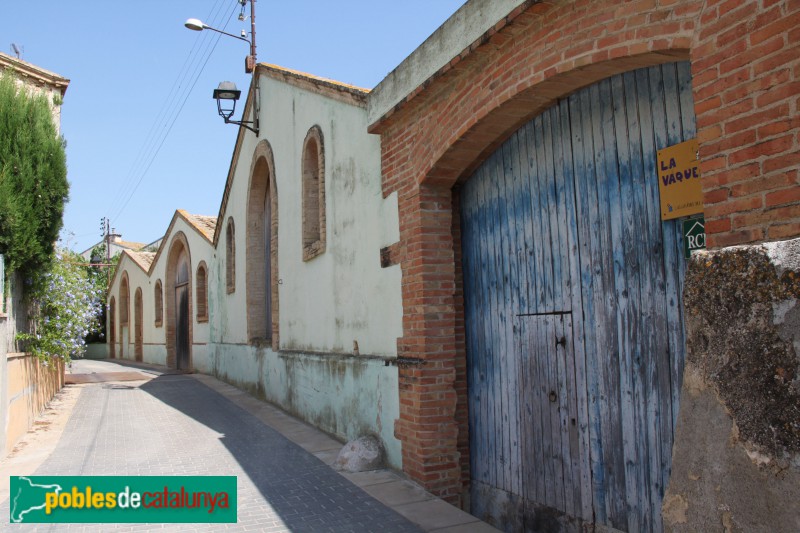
[{"x1": 107, "y1": 0, "x2": 239, "y2": 223}]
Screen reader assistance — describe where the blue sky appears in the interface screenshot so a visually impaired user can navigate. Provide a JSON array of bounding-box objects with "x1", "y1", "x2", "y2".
[{"x1": 0, "y1": 1, "x2": 465, "y2": 253}]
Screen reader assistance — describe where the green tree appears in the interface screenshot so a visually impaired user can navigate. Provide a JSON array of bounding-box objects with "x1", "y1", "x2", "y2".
[
  {"x1": 0, "y1": 71, "x2": 69, "y2": 285},
  {"x1": 18, "y1": 249, "x2": 103, "y2": 363},
  {"x1": 84, "y1": 243, "x2": 120, "y2": 344}
]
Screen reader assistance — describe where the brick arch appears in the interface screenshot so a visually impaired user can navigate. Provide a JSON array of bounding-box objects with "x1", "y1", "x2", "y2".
[
  {"x1": 196, "y1": 261, "x2": 208, "y2": 322},
  {"x1": 375, "y1": 0, "x2": 708, "y2": 505},
  {"x1": 301, "y1": 125, "x2": 326, "y2": 260},
  {"x1": 246, "y1": 139, "x2": 279, "y2": 349},
  {"x1": 134, "y1": 287, "x2": 143, "y2": 362},
  {"x1": 119, "y1": 272, "x2": 130, "y2": 359},
  {"x1": 165, "y1": 231, "x2": 192, "y2": 369},
  {"x1": 108, "y1": 296, "x2": 116, "y2": 359}
]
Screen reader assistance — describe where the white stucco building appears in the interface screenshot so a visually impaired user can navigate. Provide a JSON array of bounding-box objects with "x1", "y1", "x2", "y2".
[{"x1": 107, "y1": 64, "x2": 404, "y2": 467}]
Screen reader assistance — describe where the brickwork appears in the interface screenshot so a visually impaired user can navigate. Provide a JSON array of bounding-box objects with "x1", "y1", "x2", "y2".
[
  {"x1": 108, "y1": 297, "x2": 116, "y2": 359},
  {"x1": 226, "y1": 218, "x2": 236, "y2": 294},
  {"x1": 371, "y1": 0, "x2": 800, "y2": 502},
  {"x1": 165, "y1": 232, "x2": 193, "y2": 370},
  {"x1": 246, "y1": 140, "x2": 280, "y2": 349},
  {"x1": 692, "y1": 0, "x2": 800, "y2": 246},
  {"x1": 119, "y1": 272, "x2": 129, "y2": 327},
  {"x1": 154, "y1": 279, "x2": 163, "y2": 327},
  {"x1": 302, "y1": 125, "x2": 327, "y2": 261},
  {"x1": 134, "y1": 287, "x2": 143, "y2": 362},
  {"x1": 196, "y1": 261, "x2": 208, "y2": 322}
]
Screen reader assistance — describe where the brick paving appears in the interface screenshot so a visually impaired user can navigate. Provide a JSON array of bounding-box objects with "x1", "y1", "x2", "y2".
[{"x1": 3, "y1": 373, "x2": 423, "y2": 532}]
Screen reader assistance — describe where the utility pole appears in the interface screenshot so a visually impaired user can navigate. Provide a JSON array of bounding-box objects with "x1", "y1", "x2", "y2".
[
  {"x1": 100, "y1": 217, "x2": 110, "y2": 288},
  {"x1": 240, "y1": 0, "x2": 258, "y2": 73}
]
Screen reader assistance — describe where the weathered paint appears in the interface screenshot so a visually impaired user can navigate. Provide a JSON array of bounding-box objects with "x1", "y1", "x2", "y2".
[
  {"x1": 461, "y1": 62, "x2": 694, "y2": 532},
  {"x1": 209, "y1": 343, "x2": 402, "y2": 469},
  {"x1": 211, "y1": 73, "x2": 402, "y2": 356},
  {"x1": 207, "y1": 69, "x2": 403, "y2": 466}
]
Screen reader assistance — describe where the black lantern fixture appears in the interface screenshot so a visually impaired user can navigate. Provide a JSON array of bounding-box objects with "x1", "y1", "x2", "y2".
[
  {"x1": 184, "y1": 0, "x2": 260, "y2": 135},
  {"x1": 211, "y1": 81, "x2": 257, "y2": 134}
]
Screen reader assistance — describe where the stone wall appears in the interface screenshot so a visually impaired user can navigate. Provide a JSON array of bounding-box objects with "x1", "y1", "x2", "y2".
[{"x1": 664, "y1": 237, "x2": 800, "y2": 531}]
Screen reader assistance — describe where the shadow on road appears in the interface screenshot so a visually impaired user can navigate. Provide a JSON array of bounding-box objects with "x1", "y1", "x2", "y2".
[{"x1": 136, "y1": 373, "x2": 421, "y2": 532}]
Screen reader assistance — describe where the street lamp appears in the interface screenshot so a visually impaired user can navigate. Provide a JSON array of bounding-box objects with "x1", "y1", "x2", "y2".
[
  {"x1": 184, "y1": 0, "x2": 260, "y2": 136},
  {"x1": 211, "y1": 81, "x2": 258, "y2": 135}
]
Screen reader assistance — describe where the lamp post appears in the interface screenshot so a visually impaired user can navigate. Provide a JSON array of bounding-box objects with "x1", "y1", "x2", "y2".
[{"x1": 185, "y1": 0, "x2": 259, "y2": 135}]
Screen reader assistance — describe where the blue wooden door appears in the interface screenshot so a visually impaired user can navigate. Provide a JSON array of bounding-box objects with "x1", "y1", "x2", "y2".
[{"x1": 460, "y1": 61, "x2": 695, "y2": 532}]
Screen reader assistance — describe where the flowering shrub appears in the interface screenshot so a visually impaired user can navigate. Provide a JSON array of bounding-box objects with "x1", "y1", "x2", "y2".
[{"x1": 17, "y1": 249, "x2": 104, "y2": 364}]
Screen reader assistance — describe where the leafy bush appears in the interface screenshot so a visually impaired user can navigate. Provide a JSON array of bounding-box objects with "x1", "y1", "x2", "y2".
[{"x1": 18, "y1": 250, "x2": 104, "y2": 363}]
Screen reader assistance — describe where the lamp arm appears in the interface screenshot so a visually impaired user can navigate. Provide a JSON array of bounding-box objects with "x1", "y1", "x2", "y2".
[
  {"x1": 223, "y1": 117, "x2": 259, "y2": 135},
  {"x1": 202, "y1": 25, "x2": 251, "y2": 45}
]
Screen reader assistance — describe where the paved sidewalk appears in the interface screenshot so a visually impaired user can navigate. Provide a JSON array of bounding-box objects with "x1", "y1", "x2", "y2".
[{"x1": 2, "y1": 359, "x2": 498, "y2": 533}]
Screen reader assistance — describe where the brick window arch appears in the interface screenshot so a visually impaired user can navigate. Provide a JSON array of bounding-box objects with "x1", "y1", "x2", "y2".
[
  {"x1": 119, "y1": 272, "x2": 130, "y2": 327},
  {"x1": 226, "y1": 218, "x2": 236, "y2": 293},
  {"x1": 246, "y1": 139, "x2": 280, "y2": 348},
  {"x1": 302, "y1": 125, "x2": 325, "y2": 261},
  {"x1": 109, "y1": 296, "x2": 116, "y2": 358},
  {"x1": 196, "y1": 262, "x2": 208, "y2": 322},
  {"x1": 154, "y1": 279, "x2": 163, "y2": 327}
]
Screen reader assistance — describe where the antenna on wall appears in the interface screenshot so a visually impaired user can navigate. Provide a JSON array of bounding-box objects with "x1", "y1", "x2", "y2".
[{"x1": 10, "y1": 43, "x2": 22, "y2": 59}]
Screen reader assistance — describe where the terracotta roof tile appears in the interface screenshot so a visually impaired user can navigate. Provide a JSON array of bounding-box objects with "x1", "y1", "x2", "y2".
[
  {"x1": 115, "y1": 240, "x2": 147, "y2": 251},
  {"x1": 259, "y1": 63, "x2": 370, "y2": 93},
  {"x1": 180, "y1": 211, "x2": 218, "y2": 241},
  {"x1": 126, "y1": 251, "x2": 155, "y2": 272}
]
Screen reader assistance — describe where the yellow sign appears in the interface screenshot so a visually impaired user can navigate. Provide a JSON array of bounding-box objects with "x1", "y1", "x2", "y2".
[{"x1": 656, "y1": 138, "x2": 703, "y2": 220}]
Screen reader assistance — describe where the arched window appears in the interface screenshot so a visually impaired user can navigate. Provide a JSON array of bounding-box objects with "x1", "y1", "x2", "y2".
[
  {"x1": 196, "y1": 262, "x2": 208, "y2": 322},
  {"x1": 302, "y1": 125, "x2": 325, "y2": 261},
  {"x1": 247, "y1": 140, "x2": 279, "y2": 347},
  {"x1": 226, "y1": 218, "x2": 236, "y2": 293},
  {"x1": 109, "y1": 297, "x2": 116, "y2": 358},
  {"x1": 154, "y1": 280, "x2": 163, "y2": 327},
  {"x1": 134, "y1": 287, "x2": 143, "y2": 362},
  {"x1": 119, "y1": 273, "x2": 130, "y2": 327}
]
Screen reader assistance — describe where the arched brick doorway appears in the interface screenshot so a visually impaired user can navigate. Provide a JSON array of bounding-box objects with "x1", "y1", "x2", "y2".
[
  {"x1": 108, "y1": 297, "x2": 116, "y2": 359},
  {"x1": 165, "y1": 233, "x2": 192, "y2": 370},
  {"x1": 246, "y1": 140, "x2": 279, "y2": 348},
  {"x1": 119, "y1": 272, "x2": 130, "y2": 359}
]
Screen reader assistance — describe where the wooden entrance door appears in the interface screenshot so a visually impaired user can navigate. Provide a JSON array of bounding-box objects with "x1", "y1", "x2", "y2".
[
  {"x1": 460, "y1": 61, "x2": 695, "y2": 532},
  {"x1": 175, "y1": 253, "x2": 190, "y2": 370}
]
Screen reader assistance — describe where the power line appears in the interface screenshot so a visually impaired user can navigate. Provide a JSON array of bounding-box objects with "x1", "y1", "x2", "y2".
[{"x1": 107, "y1": 0, "x2": 239, "y2": 223}]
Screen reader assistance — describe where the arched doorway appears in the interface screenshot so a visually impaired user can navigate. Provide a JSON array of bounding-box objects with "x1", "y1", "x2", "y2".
[
  {"x1": 174, "y1": 252, "x2": 190, "y2": 370},
  {"x1": 109, "y1": 297, "x2": 116, "y2": 359},
  {"x1": 134, "y1": 287, "x2": 143, "y2": 362},
  {"x1": 165, "y1": 234, "x2": 192, "y2": 370},
  {"x1": 460, "y1": 62, "x2": 694, "y2": 531},
  {"x1": 119, "y1": 273, "x2": 129, "y2": 359},
  {"x1": 246, "y1": 140, "x2": 279, "y2": 346}
]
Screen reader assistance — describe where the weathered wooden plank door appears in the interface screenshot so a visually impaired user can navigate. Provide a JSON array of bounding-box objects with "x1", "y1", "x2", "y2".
[
  {"x1": 175, "y1": 254, "x2": 190, "y2": 371},
  {"x1": 460, "y1": 61, "x2": 694, "y2": 532}
]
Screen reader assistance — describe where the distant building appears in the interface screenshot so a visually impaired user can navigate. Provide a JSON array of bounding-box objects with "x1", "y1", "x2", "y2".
[
  {"x1": 80, "y1": 231, "x2": 153, "y2": 261},
  {"x1": 0, "y1": 51, "x2": 68, "y2": 132}
]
